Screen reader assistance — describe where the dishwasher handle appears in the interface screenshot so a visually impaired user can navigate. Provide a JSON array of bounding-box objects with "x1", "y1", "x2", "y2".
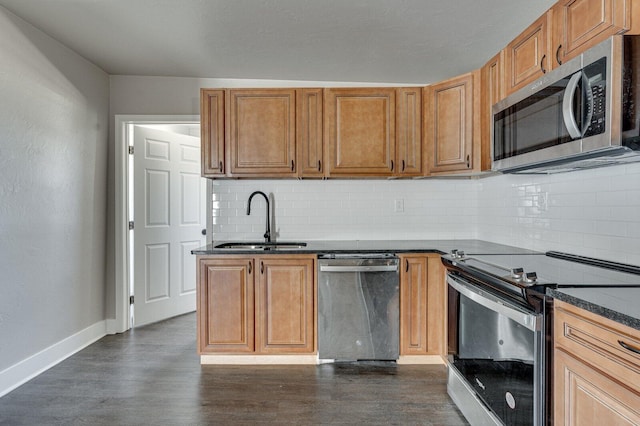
[{"x1": 319, "y1": 265, "x2": 398, "y2": 273}]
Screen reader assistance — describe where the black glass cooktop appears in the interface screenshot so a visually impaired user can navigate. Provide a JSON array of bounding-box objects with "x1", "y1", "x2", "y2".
[{"x1": 445, "y1": 251, "x2": 640, "y2": 288}]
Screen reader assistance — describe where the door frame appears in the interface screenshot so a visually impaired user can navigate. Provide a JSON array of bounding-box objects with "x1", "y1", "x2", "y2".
[{"x1": 113, "y1": 115, "x2": 208, "y2": 334}]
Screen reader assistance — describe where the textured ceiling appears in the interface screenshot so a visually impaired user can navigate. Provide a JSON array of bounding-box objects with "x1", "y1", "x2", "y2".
[{"x1": 0, "y1": 0, "x2": 556, "y2": 84}]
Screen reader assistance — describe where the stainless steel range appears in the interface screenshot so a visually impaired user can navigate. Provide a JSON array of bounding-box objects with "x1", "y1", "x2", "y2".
[{"x1": 442, "y1": 250, "x2": 640, "y2": 426}]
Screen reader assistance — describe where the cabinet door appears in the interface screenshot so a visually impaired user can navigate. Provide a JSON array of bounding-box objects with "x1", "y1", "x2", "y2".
[
  {"x1": 424, "y1": 72, "x2": 477, "y2": 174},
  {"x1": 227, "y1": 89, "x2": 296, "y2": 177},
  {"x1": 325, "y1": 88, "x2": 396, "y2": 176},
  {"x1": 200, "y1": 89, "x2": 225, "y2": 176},
  {"x1": 297, "y1": 88, "x2": 324, "y2": 177},
  {"x1": 197, "y1": 257, "x2": 254, "y2": 353},
  {"x1": 552, "y1": 0, "x2": 631, "y2": 66},
  {"x1": 256, "y1": 257, "x2": 315, "y2": 354},
  {"x1": 426, "y1": 255, "x2": 446, "y2": 356},
  {"x1": 505, "y1": 12, "x2": 551, "y2": 95},
  {"x1": 398, "y1": 254, "x2": 446, "y2": 356},
  {"x1": 555, "y1": 349, "x2": 640, "y2": 425},
  {"x1": 481, "y1": 51, "x2": 504, "y2": 171},
  {"x1": 396, "y1": 88, "x2": 423, "y2": 176},
  {"x1": 399, "y1": 255, "x2": 428, "y2": 354}
]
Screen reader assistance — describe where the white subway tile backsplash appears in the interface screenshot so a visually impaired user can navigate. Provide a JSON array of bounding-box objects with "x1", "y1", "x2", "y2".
[
  {"x1": 628, "y1": 190, "x2": 640, "y2": 205},
  {"x1": 476, "y1": 162, "x2": 640, "y2": 265},
  {"x1": 596, "y1": 191, "x2": 627, "y2": 206},
  {"x1": 211, "y1": 162, "x2": 640, "y2": 265},
  {"x1": 594, "y1": 221, "x2": 629, "y2": 238}
]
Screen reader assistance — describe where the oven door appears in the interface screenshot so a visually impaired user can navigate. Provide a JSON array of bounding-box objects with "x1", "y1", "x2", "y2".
[{"x1": 447, "y1": 274, "x2": 545, "y2": 426}]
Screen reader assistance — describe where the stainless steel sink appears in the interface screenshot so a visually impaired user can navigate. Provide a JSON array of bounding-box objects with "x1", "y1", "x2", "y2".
[{"x1": 214, "y1": 242, "x2": 307, "y2": 250}]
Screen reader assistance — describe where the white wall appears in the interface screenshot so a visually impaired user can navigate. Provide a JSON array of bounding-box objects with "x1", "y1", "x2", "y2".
[{"x1": 0, "y1": 5, "x2": 109, "y2": 379}]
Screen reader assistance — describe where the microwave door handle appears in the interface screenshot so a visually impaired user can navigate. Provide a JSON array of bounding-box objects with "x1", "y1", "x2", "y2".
[
  {"x1": 562, "y1": 71, "x2": 583, "y2": 139},
  {"x1": 581, "y1": 73, "x2": 594, "y2": 137}
]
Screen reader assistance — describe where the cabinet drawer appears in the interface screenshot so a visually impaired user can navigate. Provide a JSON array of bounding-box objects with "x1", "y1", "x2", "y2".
[{"x1": 555, "y1": 300, "x2": 640, "y2": 393}]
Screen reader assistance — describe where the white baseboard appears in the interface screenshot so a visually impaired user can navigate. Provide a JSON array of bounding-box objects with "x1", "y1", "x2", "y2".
[
  {"x1": 105, "y1": 318, "x2": 124, "y2": 335},
  {"x1": 200, "y1": 354, "x2": 445, "y2": 365},
  {"x1": 0, "y1": 320, "x2": 107, "y2": 398},
  {"x1": 397, "y1": 355, "x2": 445, "y2": 365},
  {"x1": 200, "y1": 354, "x2": 319, "y2": 365}
]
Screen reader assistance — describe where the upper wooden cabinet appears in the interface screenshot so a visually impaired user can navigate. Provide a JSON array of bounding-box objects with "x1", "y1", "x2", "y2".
[
  {"x1": 201, "y1": 89, "x2": 225, "y2": 177},
  {"x1": 297, "y1": 88, "x2": 325, "y2": 177},
  {"x1": 396, "y1": 88, "x2": 423, "y2": 177},
  {"x1": 201, "y1": 87, "x2": 420, "y2": 179},
  {"x1": 424, "y1": 71, "x2": 481, "y2": 175},
  {"x1": 324, "y1": 87, "x2": 422, "y2": 177},
  {"x1": 227, "y1": 89, "x2": 297, "y2": 177},
  {"x1": 503, "y1": 0, "x2": 639, "y2": 94},
  {"x1": 480, "y1": 51, "x2": 505, "y2": 172},
  {"x1": 552, "y1": 0, "x2": 638, "y2": 67},
  {"x1": 325, "y1": 88, "x2": 397, "y2": 177},
  {"x1": 505, "y1": 12, "x2": 552, "y2": 95},
  {"x1": 201, "y1": 88, "x2": 324, "y2": 179}
]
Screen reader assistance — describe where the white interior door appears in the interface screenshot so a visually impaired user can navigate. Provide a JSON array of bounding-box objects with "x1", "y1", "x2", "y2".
[{"x1": 133, "y1": 126, "x2": 206, "y2": 327}]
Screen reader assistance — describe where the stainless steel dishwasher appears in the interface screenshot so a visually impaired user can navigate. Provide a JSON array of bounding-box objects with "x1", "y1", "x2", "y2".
[{"x1": 318, "y1": 254, "x2": 399, "y2": 361}]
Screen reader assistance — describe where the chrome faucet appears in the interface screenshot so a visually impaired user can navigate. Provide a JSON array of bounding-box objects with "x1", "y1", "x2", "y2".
[{"x1": 247, "y1": 191, "x2": 271, "y2": 243}]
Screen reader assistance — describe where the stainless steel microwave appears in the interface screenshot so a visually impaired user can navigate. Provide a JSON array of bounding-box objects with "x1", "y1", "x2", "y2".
[{"x1": 492, "y1": 35, "x2": 640, "y2": 173}]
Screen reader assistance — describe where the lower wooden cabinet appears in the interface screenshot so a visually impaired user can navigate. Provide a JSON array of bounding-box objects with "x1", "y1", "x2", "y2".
[
  {"x1": 555, "y1": 350, "x2": 640, "y2": 425},
  {"x1": 197, "y1": 255, "x2": 316, "y2": 355},
  {"x1": 554, "y1": 300, "x2": 640, "y2": 425},
  {"x1": 256, "y1": 257, "x2": 315, "y2": 353},
  {"x1": 197, "y1": 252, "x2": 446, "y2": 359},
  {"x1": 398, "y1": 253, "x2": 446, "y2": 356}
]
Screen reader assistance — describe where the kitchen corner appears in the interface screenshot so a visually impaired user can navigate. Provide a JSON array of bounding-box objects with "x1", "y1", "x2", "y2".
[{"x1": 5, "y1": 0, "x2": 640, "y2": 424}]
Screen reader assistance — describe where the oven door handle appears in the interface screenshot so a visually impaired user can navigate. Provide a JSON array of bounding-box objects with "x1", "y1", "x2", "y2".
[{"x1": 447, "y1": 275, "x2": 540, "y2": 332}]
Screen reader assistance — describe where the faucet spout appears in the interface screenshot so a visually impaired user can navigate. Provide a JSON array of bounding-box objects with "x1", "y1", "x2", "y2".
[{"x1": 247, "y1": 191, "x2": 271, "y2": 243}]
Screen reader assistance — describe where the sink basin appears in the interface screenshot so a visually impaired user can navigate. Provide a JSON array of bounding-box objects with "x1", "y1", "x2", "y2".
[{"x1": 214, "y1": 242, "x2": 307, "y2": 250}]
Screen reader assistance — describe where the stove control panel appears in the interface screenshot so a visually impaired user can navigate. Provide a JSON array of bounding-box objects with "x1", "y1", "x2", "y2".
[
  {"x1": 509, "y1": 268, "x2": 538, "y2": 285},
  {"x1": 450, "y1": 249, "x2": 466, "y2": 259}
]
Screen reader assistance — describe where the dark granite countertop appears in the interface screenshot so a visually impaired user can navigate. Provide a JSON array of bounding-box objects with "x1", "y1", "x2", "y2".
[
  {"x1": 548, "y1": 287, "x2": 640, "y2": 332},
  {"x1": 192, "y1": 238, "x2": 640, "y2": 331},
  {"x1": 191, "y1": 239, "x2": 542, "y2": 256}
]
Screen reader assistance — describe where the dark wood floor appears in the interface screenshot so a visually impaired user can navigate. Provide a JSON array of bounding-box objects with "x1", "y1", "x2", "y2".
[{"x1": 0, "y1": 313, "x2": 468, "y2": 425}]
